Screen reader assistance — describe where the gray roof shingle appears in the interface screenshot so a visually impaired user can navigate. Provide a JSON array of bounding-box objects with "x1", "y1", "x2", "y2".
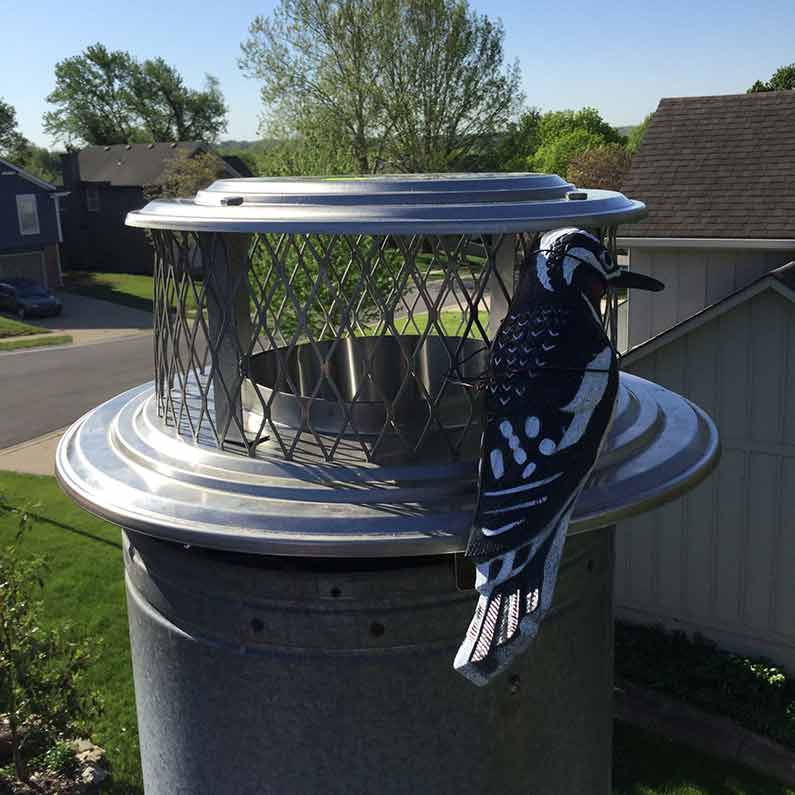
[
  {"x1": 76, "y1": 142, "x2": 233, "y2": 187},
  {"x1": 621, "y1": 92, "x2": 795, "y2": 240}
]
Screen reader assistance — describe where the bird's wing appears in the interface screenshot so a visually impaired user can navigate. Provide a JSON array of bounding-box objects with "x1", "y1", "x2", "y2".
[
  {"x1": 455, "y1": 318, "x2": 618, "y2": 685},
  {"x1": 466, "y1": 344, "x2": 617, "y2": 563}
]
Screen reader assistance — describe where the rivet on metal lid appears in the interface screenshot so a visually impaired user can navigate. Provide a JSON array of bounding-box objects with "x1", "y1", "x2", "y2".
[
  {"x1": 220, "y1": 196, "x2": 244, "y2": 207},
  {"x1": 567, "y1": 191, "x2": 588, "y2": 201}
]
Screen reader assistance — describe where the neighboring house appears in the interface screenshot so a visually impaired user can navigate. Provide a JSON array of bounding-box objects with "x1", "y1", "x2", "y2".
[
  {"x1": 619, "y1": 91, "x2": 795, "y2": 351},
  {"x1": 61, "y1": 143, "x2": 250, "y2": 275},
  {"x1": 615, "y1": 93, "x2": 795, "y2": 667},
  {"x1": 616, "y1": 264, "x2": 795, "y2": 669},
  {"x1": 0, "y1": 157, "x2": 66, "y2": 288}
]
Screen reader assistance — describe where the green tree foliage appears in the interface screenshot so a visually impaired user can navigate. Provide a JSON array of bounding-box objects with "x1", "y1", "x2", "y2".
[
  {"x1": 239, "y1": 0, "x2": 522, "y2": 174},
  {"x1": 0, "y1": 499, "x2": 98, "y2": 784},
  {"x1": 154, "y1": 150, "x2": 229, "y2": 199},
  {"x1": 44, "y1": 43, "x2": 228, "y2": 146},
  {"x1": 5, "y1": 140, "x2": 61, "y2": 184},
  {"x1": 749, "y1": 62, "x2": 795, "y2": 93},
  {"x1": 529, "y1": 107, "x2": 624, "y2": 176},
  {"x1": 0, "y1": 97, "x2": 61, "y2": 184},
  {"x1": 626, "y1": 113, "x2": 652, "y2": 156},
  {"x1": 0, "y1": 97, "x2": 24, "y2": 154},
  {"x1": 472, "y1": 108, "x2": 540, "y2": 172},
  {"x1": 566, "y1": 143, "x2": 632, "y2": 190}
]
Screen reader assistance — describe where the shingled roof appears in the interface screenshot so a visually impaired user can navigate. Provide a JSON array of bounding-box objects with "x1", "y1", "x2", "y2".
[
  {"x1": 74, "y1": 142, "x2": 242, "y2": 187},
  {"x1": 621, "y1": 91, "x2": 795, "y2": 240}
]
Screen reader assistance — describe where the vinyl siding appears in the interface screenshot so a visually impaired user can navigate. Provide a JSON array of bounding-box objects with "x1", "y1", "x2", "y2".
[
  {"x1": 0, "y1": 173, "x2": 58, "y2": 252},
  {"x1": 625, "y1": 247, "x2": 795, "y2": 350},
  {"x1": 616, "y1": 288, "x2": 795, "y2": 669}
]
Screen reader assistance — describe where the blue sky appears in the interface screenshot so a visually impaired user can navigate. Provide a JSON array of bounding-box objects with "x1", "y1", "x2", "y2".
[{"x1": 4, "y1": 0, "x2": 795, "y2": 148}]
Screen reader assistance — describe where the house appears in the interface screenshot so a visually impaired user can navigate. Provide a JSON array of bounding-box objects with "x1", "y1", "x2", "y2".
[
  {"x1": 61, "y1": 143, "x2": 250, "y2": 275},
  {"x1": 615, "y1": 263, "x2": 795, "y2": 669},
  {"x1": 0, "y1": 157, "x2": 65, "y2": 288},
  {"x1": 614, "y1": 92, "x2": 795, "y2": 667},
  {"x1": 619, "y1": 91, "x2": 795, "y2": 351}
]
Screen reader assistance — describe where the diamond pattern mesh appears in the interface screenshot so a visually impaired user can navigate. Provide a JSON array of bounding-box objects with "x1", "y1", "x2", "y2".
[{"x1": 151, "y1": 229, "x2": 618, "y2": 464}]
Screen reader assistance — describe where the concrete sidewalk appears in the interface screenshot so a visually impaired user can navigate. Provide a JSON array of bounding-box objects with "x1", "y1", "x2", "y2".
[{"x1": 0, "y1": 428, "x2": 66, "y2": 476}]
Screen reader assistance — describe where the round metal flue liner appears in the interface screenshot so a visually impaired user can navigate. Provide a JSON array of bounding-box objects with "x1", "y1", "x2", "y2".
[{"x1": 125, "y1": 173, "x2": 646, "y2": 464}]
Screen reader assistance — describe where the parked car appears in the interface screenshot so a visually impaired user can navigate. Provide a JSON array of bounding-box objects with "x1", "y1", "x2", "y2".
[{"x1": 0, "y1": 278, "x2": 62, "y2": 320}]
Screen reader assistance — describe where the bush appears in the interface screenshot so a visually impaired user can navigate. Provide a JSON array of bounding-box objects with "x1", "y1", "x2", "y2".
[
  {"x1": 615, "y1": 622, "x2": 795, "y2": 748},
  {"x1": 0, "y1": 496, "x2": 99, "y2": 784}
]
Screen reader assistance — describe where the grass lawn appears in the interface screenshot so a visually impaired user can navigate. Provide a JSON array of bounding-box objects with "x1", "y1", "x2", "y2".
[
  {"x1": 0, "y1": 315, "x2": 52, "y2": 339},
  {"x1": 0, "y1": 334, "x2": 72, "y2": 352},
  {"x1": 0, "y1": 472, "x2": 141, "y2": 794},
  {"x1": 0, "y1": 468, "x2": 792, "y2": 795},
  {"x1": 613, "y1": 721, "x2": 794, "y2": 794},
  {"x1": 64, "y1": 271, "x2": 157, "y2": 314}
]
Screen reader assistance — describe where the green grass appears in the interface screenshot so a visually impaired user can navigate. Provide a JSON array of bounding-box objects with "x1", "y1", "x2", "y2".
[
  {"x1": 0, "y1": 334, "x2": 72, "y2": 352},
  {"x1": 0, "y1": 472, "x2": 141, "y2": 794},
  {"x1": 0, "y1": 315, "x2": 52, "y2": 339},
  {"x1": 0, "y1": 469, "x2": 792, "y2": 795},
  {"x1": 613, "y1": 720, "x2": 794, "y2": 794},
  {"x1": 64, "y1": 271, "x2": 157, "y2": 314}
]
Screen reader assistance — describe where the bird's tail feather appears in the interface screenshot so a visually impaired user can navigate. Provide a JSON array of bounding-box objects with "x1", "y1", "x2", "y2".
[{"x1": 454, "y1": 513, "x2": 570, "y2": 686}]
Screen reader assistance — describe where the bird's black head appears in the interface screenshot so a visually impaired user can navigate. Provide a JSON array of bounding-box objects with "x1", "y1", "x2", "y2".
[{"x1": 518, "y1": 227, "x2": 664, "y2": 312}]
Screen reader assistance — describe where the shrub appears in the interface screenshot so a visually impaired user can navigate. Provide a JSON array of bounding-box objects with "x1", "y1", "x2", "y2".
[
  {"x1": 615, "y1": 622, "x2": 795, "y2": 748},
  {"x1": 0, "y1": 495, "x2": 99, "y2": 784}
]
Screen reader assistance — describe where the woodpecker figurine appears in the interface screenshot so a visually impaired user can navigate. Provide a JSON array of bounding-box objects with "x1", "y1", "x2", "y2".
[{"x1": 454, "y1": 227, "x2": 664, "y2": 686}]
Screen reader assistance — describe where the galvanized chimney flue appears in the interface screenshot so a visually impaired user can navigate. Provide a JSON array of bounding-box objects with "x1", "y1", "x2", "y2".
[{"x1": 57, "y1": 173, "x2": 718, "y2": 794}]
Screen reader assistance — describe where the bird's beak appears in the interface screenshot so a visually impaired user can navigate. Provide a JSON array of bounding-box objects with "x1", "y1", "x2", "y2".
[{"x1": 610, "y1": 269, "x2": 665, "y2": 291}]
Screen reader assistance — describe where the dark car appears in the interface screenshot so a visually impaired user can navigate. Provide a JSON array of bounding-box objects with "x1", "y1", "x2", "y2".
[{"x1": 0, "y1": 278, "x2": 62, "y2": 320}]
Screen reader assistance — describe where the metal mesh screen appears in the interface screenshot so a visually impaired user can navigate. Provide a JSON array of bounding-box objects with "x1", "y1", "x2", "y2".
[{"x1": 151, "y1": 228, "x2": 619, "y2": 464}]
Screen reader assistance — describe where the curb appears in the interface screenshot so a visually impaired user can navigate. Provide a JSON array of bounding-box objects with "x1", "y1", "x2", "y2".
[
  {"x1": 615, "y1": 678, "x2": 795, "y2": 786},
  {"x1": 0, "y1": 428, "x2": 69, "y2": 458},
  {"x1": 0, "y1": 328, "x2": 151, "y2": 357}
]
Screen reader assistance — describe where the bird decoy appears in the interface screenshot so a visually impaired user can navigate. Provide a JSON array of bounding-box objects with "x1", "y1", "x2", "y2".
[{"x1": 454, "y1": 227, "x2": 664, "y2": 686}]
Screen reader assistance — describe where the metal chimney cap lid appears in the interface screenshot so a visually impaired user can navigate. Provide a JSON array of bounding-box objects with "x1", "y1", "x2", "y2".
[
  {"x1": 124, "y1": 172, "x2": 647, "y2": 234},
  {"x1": 55, "y1": 373, "x2": 719, "y2": 558}
]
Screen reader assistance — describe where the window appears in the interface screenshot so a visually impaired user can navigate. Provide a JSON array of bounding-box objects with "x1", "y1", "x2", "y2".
[
  {"x1": 16, "y1": 195, "x2": 40, "y2": 236},
  {"x1": 86, "y1": 185, "x2": 100, "y2": 213}
]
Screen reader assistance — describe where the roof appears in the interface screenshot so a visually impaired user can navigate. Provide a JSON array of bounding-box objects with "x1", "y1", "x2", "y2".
[
  {"x1": 624, "y1": 261, "x2": 795, "y2": 364},
  {"x1": 73, "y1": 142, "x2": 237, "y2": 187},
  {"x1": 621, "y1": 92, "x2": 795, "y2": 240},
  {"x1": 0, "y1": 157, "x2": 57, "y2": 192},
  {"x1": 220, "y1": 154, "x2": 253, "y2": 178}
]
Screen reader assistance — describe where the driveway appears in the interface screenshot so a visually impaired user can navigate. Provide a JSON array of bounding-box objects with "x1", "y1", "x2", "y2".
[
  {"x1": 31, "y1": 292, "x2": 153, "y2": 346},
  {"x1": 0, "y1": 333, "x2": 153, "y2": 450}
]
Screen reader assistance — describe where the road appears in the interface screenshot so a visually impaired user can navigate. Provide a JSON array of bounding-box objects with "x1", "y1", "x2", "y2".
[{"x1": 0, "y1": 335, "x2": 153, "y2": 448}]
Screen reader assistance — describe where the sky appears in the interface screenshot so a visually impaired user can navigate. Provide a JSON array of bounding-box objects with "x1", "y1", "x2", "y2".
[{"x1": 3, "y1": 0, "x2": 795, "y2": 148}]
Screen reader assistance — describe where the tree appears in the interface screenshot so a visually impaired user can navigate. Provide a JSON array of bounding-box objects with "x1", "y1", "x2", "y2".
[
  {"x1": 154, "y1": 150, "x2": 229, "y2": 198},
  {"x1": 130, "y1": 59, "x2": 227, "y2": 143},
  {"x1": 239, "y1": 0, "x2": 523, "y2": 174},
  {"x1": 0, "y1": 97, "x2": 23, "y2": 154},
  {"x1": 44, "y1": 43, "x2": 228, "y2": 146},
  {"x1": 5, "y1": 139, "x2": 61, "y2": 184},
  {"x1": 529, "y1": 107, "x2": 623, "y2": 176},
  {"x1": 626, "y1": 113, "x2": 652, "y2": 156},
  {"x1": 749, "y1": 63, "x2": 795, "y2": 93},
  {"x1": 0, "y1": 98, "x2": 60, "y2": 183},
  {"x1": 566, "y1": 143, "x2": 632, "y2": 190}
]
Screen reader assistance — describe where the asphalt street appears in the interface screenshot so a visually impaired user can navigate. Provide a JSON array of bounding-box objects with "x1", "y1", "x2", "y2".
[{"x1": 0, "y1": 334, "x2": 153, "y2": 448}]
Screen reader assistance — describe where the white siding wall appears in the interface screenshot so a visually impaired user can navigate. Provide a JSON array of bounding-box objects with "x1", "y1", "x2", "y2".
[
  {"x1": 616, "y1": 289, "x2": 795, "y2": 668},
  {"x1": 625, "y1": 247, "x2": 795, "y2": 350}
]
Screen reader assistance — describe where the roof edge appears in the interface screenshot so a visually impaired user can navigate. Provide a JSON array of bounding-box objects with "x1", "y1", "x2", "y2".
[
  {"x1": 623, "y1": 273, "x2": 795, "y2": 365},
  {"x1": 0, "y1": 157, "x2": 56, "y2": 192},
  {"x1": 617, "y1": 237, "x2": 795, "y2": 251}
]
